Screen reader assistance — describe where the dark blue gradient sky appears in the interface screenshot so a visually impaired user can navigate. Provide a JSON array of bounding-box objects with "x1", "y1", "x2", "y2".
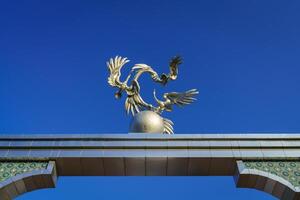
[{"x1": 1, "y1": 1, "x2": 300, "y2": 199}]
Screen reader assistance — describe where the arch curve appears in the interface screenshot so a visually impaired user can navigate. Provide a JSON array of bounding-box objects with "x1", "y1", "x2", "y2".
[
  {"x1": 0, "y1": 161, "x2": 57, "y2": 200},
  {"x1": 235, "y1": 160, "x2": 300, "y2": 200}
]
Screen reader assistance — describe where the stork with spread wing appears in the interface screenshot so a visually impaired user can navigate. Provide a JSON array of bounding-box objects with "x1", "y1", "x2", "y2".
[
  {"x1": 107, "y1": 56, "x2": 151, "y2": 115},
  {"x1": 153, "y1": 89, "x2": 199, "y2": 114},
  {"x1": 151, "y1": 89, "x2": 198, "y2": 134},
  {"x1": 106, "y1": 55, "x2": 198, "y2": 134},
  {"x1": 160, "y1": 55, "x2": 181, "y2": 85}
]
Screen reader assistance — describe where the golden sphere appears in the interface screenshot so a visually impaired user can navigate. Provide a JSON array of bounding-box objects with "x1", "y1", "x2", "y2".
[{"x1": 129, "y1": 111, "x2": 164, "y2": 133}]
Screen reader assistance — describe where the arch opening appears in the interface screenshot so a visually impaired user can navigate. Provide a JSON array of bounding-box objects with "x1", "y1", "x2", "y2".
[
  {"x1": 0, "y1": 161, "x2": 57, "y2": 200},
  {"x1": 235, "y1": 160, "x2": 300, "y2": 200}
]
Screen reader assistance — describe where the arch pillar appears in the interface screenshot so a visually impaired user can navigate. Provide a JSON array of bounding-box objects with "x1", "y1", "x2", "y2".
[
  {"x1": 0, "y1": 161, "x2": 57, "y2": 200},
  {"x1": 235, "y1": 160, "x2": 300, "y2": 200}
]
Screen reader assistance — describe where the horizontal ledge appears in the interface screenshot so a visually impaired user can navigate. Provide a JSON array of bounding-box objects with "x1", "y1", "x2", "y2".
[
  {"x1": 1, "y1": 133, "x2": 300, "y2": 140},
  {"x1": 0, "y1": 146, "x2": 300, "y2": 150}
]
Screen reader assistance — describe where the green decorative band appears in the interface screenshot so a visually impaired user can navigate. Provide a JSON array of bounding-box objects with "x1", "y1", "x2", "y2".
[
  {"x1": 243, "y1": 161, "x2": 300, "y2": 187},
  {"x1": 0, "y1": 161, "x2": 48, "y2": 182}
]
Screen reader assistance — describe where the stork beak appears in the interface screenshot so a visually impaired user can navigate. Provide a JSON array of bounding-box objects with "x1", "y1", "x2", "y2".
[
  {"x1": 114, "y1": 89, "x2": 122, "y2": 99},
  {"x1": 160, "y1": 74, "x2": 168, "y2": 86}
]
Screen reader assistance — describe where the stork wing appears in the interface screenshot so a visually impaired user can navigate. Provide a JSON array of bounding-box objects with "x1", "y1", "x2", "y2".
[
  {"x1": 168, "y1": 56, "x2": 182, "y2": 80},
  {"x1": 125, "y1": 80, "x2": 151, "y2": 115},
  {"x1": 107, "y1": 56, "x2": 129, "y2": 87},
  {"x1": 125, "y1": 95, "x2": 140, "y2": 115},
  {"x1": 165, "y1": 89, "x2": 199, "y2": 107},
  {"x1": 163, "y1": 118, "x2": 174, "y2": 134}
]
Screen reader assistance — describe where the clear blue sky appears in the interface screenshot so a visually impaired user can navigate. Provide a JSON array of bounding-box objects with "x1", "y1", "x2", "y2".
[{"x1": 1, "y1": 0, "x2": 300, "y2": 199}]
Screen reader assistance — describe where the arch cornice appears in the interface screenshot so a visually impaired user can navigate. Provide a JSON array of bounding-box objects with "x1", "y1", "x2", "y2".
[
  {"x1": 235, "y1": 160, "x2": 300, "y2": 200},
  {"x1": 0, "y1": 161, "x2": 57, "y2": 200}
]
